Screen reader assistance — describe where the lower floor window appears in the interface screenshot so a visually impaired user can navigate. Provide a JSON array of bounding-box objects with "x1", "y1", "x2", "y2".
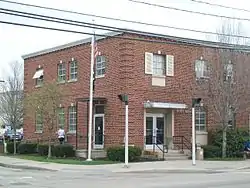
[
  {"x1": 35, "y1": 113, "x2": 43, "y2": 132},
  {"x1": 195, "y1": 108, "x2": 206, "y2": 131},
  {"x1": 68, "y1": 106, "x2": 77, "y2": 132}
]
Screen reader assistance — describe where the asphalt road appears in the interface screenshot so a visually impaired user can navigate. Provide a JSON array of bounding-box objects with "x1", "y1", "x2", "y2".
[{"x1": 1, "y1": 166, "x2": 250, "y2": 188}]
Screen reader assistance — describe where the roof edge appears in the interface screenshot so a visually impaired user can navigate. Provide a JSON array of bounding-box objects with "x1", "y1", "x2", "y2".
[{"x1": 22, "y1": 31, "x2": 123, "y2": 60}]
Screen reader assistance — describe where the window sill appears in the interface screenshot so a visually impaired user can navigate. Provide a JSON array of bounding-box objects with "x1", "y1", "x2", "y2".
[
  {"x1": 35, "y1": 85, "x2": 43, "y2": 88},
  {"x1": 152, "y1": 75, "x2": 166, "y2": 78},
  {"x1": 57, "y1": 80, "x2": 66, "y2": 84},
  {"x1": 196, "y1": 131, "x2": 208, "y2": 135},
  {"x1": 68, "y1": 79, "x2": 77, "y2": 83},
  {"x1": 95, "y1": 75, "x2": 105, "y2": 79},
  {"x1": 34, "y1": 131, "x2": 43, "y2": 134},
  {"x1": 67, "y1": 131, "x2": 76, "y2": 135}
]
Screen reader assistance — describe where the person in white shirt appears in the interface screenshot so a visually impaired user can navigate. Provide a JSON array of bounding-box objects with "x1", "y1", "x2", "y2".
[{"x1": 57, "y1": 127, "x2": 65, "y2": 144}]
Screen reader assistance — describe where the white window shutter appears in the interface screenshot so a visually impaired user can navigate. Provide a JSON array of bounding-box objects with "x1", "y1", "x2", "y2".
[
  {"x1": 166, "y1": 55, "x2": 174, "y2": 76},
  {"x1": 145, "y1": 52, "x2": 153, "y2": 74}
]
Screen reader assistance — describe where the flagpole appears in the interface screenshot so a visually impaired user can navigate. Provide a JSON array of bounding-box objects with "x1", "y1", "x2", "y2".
[{"x1": 86, "y1": 29, "x2": 95, "y2": 161}]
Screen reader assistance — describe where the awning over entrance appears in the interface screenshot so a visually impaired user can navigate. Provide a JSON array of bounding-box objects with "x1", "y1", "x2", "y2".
[
  {"x1": 144, "y1": 101, "x2": 187, "y2": 109},
  {"x1": 32, "y1": 69, "x2": 44, "y2": 79}
]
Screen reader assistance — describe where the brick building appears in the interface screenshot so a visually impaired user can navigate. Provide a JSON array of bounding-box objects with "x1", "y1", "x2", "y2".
[{"x1": 22, "y1": 32, "x2": 250, "y2": 153}]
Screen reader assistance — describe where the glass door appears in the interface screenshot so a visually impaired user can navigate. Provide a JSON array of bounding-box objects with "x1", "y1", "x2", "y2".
[
  {"x1": 94, "y1": 114, "x2": 104, "y2": 149},
  {"x1": 145, "y1": 114, "x2": 165, "y2": 150}
]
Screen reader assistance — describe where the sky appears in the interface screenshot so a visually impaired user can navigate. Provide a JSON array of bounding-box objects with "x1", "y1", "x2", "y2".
[{"x1": 1, "y1": 0, "x2": 250, "y2": 80}]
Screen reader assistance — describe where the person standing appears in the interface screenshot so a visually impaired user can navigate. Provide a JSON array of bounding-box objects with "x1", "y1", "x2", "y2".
[{"x1": 57, "y1": 127, "x2": 65, "y2": 144}]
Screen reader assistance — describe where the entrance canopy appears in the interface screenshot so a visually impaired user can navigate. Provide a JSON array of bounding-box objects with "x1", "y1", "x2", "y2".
[{"x1": 144, "y1": 101, "x2": 187, "y2": 109}]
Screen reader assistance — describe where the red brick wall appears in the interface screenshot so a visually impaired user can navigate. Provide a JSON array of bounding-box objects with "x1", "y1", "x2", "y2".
[{"x1": 23, "y1": 33, "x2": 250, "y2": 149}]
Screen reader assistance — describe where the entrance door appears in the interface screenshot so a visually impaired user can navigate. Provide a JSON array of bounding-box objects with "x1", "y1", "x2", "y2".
[
  {"x1": 145, "y1": 114, "x2": 165, "y2": 150},
  {"x1": 94, "y1": 114, "x2": 104, "y2": 149}
]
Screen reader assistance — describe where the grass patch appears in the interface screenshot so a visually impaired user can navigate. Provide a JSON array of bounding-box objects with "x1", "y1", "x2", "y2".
[
  {"x1": 205, "y1": 157, "x2": 245, "y2": 161},
  {"x1": 14, "y1": 154, "x2": 118, "y2": 165}
]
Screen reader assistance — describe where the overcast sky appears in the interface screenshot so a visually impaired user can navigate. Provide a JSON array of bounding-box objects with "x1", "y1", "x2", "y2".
[{"x1": 0, "y1": 0, "x2": 250, "y2": 80}]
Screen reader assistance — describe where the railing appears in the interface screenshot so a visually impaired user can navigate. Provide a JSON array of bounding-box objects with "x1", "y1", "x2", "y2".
[
  {"x1": 152, "y1": 136, "x2": 168, "y2": 160},
  {"x1": 173, "y1": 136, "x2": 192, "y2": 152}
]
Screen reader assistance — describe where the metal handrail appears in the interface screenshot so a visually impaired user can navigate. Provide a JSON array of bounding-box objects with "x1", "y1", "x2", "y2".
[
  {"x1": 173, "y1": 136, "x2": 192, "y2": 152},
  {"x1": 152, "y1": 136, "x2": 168, "y2": 160}
]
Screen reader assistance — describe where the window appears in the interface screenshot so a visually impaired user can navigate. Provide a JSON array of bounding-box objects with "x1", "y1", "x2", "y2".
[
  {"x1": 68, "y1": 106, "x2": 77, "y2": 132},
  {"x1": 35, "y1": 112, "x2": 43, "y2": 132},
  {"x1": 224, "y1": 60, "x2": 233, "y2": 81},
  {"x1": 195, "y1": 60, "x2": 209, "y2": 78},
  {"x1": 96, "y1": 56, "x2": 106, "y2": 77},
  {"x1": 33, "y1": 69, "x2": 44, "y2": 86},
  {"x1": 57, "y1": 108, "x2": 65, "y2": 129},
  {"x1": 57, "y1": 63, "x2": 66, "y2": 82},
  {"x1": 195, "y1": 108, "x2": 206, "y2": 132},
  {"x1": 36, "y1": 76, "x2": 43, "y2": 86},
  {"x1": 70, "y1": 60, "x2": 78, "y2": 80},
  {"x1": 153, "y1": 55, "x2": 166, "y2": 76}
]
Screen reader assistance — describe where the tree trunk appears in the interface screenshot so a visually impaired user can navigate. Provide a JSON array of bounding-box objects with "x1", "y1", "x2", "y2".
[
  {"x1": 222, "y1": 127, "x2": 227, "y2": 158},
  {"x1": 48, "y1": 137, "x2": 51, "y2": 159},
  {"x1": 13, "y1": 124, "x2": 16, "y2": 155}
]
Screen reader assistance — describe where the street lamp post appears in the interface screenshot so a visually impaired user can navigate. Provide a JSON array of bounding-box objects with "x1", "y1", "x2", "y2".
[
  {"x1": 118, "y1": 94, "x2": 129, "y2": 167},
  {"x1": 191, "y1": 98, "x2": 201, "y2": 166}
]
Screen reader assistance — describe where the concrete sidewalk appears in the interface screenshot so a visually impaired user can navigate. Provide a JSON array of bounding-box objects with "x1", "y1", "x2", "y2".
[{"x1": 0, "y1": 156, "x2": 249, "y2": 173}]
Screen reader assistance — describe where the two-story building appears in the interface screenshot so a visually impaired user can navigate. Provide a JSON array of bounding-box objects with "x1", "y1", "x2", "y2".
[{"x1": 23, "y1": 31, "x2": 250, "y2": 155}]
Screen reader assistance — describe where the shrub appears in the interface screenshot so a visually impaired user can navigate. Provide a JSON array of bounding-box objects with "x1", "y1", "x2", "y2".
[
  {"x1": 18, "y1": 142, "x2": 37, "y2": 154},
  {"x1": 37, "y1": 143, "x2": 75, "y2": 157},
  {"x1": 6, "y1": 141, "x2": 20, "y2": 154},
  {"x1": 37, "y1": 144, "x2": 51, "y2": 156},
  {"x1": 107, "y1": 146, "x2": 142, "y2": 162},
  {"x1": 53, "y1": 144, "x2": 75, "y2": 158},
  {"x1": 202, "y1": 145, "x2": 221, "y2": 158},
  {"x1": 209, "y1": 128, "x2": 248, "y2": 158}
]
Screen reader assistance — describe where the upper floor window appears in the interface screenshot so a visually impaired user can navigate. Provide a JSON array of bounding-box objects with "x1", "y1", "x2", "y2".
[
  {"x1": 32, "y1": 69, "x2": 44, "y2": 87},
  {"x1": 195, "y1": 107, "x2": 206, "y2": 132},
  {"x1": 153, "y1": 54, "x2": 166, "y2": 76},
  {"x1": 144, "y1": 52, "x2": 174, "y2": 77},
  {"x1": 195, "y1": 59, "x2": 209, "y2": 79},
  {"x1": 70, "y1": 60, "x2": 78, "y2": 80},
  {"x1": 57, "y1": 62, "x2": 66, "y2": 82},
  {"x1": 224, "y1": 60, "x2": 233, "y2": 81},
  {"x1": 68, "y1": 106, "x2": 77, "y2": 132},
  {"x1": 96, "y1": 56, "x2": 106, "y2": 77}
]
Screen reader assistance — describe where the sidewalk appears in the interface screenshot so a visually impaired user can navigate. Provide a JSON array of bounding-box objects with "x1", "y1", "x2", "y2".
[{"x1": 0, "y1": 156, "x2": 249, "y2": 173}]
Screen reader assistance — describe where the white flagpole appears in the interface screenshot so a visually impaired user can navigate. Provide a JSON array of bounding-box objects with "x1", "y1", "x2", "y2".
[{"x1": 86, "y1": 30, "x2": 95, "y2": 161}]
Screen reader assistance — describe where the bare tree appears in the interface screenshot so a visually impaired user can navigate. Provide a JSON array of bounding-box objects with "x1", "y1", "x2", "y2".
[
  {"x1": 24, "y1": 81, "x2": 65, "y2": 158},
  {"x1": 0, "y1": 61, "x2": 23, "y2": 155},
  {"x1": 195, "y1": 20, "x2": 250, "y2": 158}
]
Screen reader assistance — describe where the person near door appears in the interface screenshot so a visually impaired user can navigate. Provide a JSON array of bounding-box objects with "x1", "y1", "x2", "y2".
[{"x1": 57, "y1": 127, "x2": 65, "y2": 144}]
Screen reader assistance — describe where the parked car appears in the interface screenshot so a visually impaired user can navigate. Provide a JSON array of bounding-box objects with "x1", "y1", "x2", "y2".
[{"x1": 4, "y1": 129, "x2": 23, "y2": 141}]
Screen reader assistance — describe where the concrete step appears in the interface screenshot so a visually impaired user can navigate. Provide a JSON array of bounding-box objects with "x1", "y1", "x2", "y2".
[{"x1": 164, "y1": 155, "x2": 189, "y2": 160}]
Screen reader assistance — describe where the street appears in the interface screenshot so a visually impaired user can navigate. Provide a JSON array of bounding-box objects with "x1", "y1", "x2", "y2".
[{"x1": 1, "y1": 166, "x2": 250, "y2": 188}]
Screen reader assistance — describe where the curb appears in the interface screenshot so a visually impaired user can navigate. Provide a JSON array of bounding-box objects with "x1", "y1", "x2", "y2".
[
  {"x1": 114, "y1": 168, "x2": 231, "y2": 174},
  {"x1": 0, "y1": 162, "x2": 57, "y2": 171}
]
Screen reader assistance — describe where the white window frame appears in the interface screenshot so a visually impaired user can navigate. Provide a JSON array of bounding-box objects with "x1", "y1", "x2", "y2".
[
  {"x1": 58, "y1": 108, "x2": 65, "y2": 129},
  {"x1": 68, "y1": 106, "x2": 77, "y2": 133},
  {"x1": 58, "y1": 63, "x2": 66, "y2": 82},
  {"x1": 153, "y1": 54, "x2": 166, "y2": 76},
  {"x1": 224, "y1": 61, "x2": 233, "y2": 81},
  {"x1": 195, "y1": 60, "x2": 209, "y2": 79},
  {"x1": 35, "y1": 112, "x2": 43, "y2": 133},
  {"x1": 70, "y1": 61, "x2": 78, "y2": 80},
  {"x1": 195, "y1": 108, "x2": 206, "y2": 132},
  {"x1": 96, "y1": 56, "x2": 106, "y2": 77}
]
